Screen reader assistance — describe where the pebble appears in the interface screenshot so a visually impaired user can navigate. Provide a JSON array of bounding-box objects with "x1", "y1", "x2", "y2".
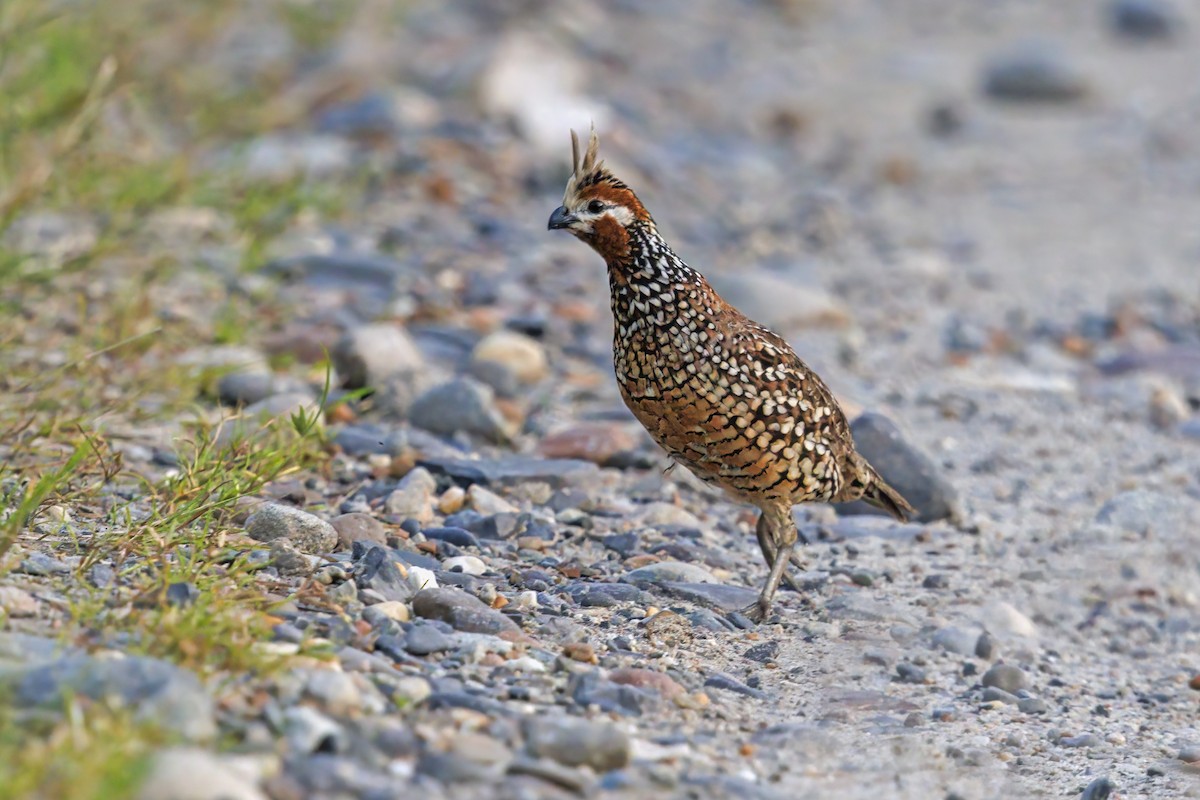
[
  {"x1": 843, "y1": 413, "x2": 960, "y2": 522},
  {"x1": 442, "y1": 555, "x2": 487, "y2": 576},
  {"x1": 301, "y1": 669, "x2": 364, "y2": 716},
  {"x1": 422, "y1": 527, "x2": 481, "y2": 549},
  {"x1": 1179, "y1": 745, "x2": 1200, "y2": 763},
  {"x1": 404, "y1": 623, "x2": 453, "y2": 656},
  {"x1": 467, "y1": 484, "x2": 518, "y2": 515},
  {"x1": 707, "y1": 271, "x2": 850, "y2": 330},
  {"x1": 471, "y1": 330, "x2": 549, "y2": 383},
  {"x1": 657, "y1": 582, "x2": 758, "y2": 612},
  {"x1": 411, "y1": 587, "x2": 520, "y2": 635},
  {"x1": 625, "y1": 561, "x2": 718, "y2": 585},
  {"x1": 1080, "y1": 777, "x2": 1115, "y2": 800},
  {"x1": 981, "y1": 664, "x2": 1029, "y2": 694},
  {"x1": 216, "y1": 371, "x2": 277, "y2": 407},
  {"x1": 982, "y1": 41, "x2": 1090, "y2": 103},
  {"x1": 1018, "y1": 697, "x2": 1049, "y2": 714},
  {"x1": 135, "y1": 747, "x2": 268, "y2": 800},
  {"x1": 981, "y1": 687, "x2": 1019, "y2": 705},
  {"x1": 0, "y1": 586, "x2": 39, "y2": 617},
  {"x1": 355, "y1": 545, "x2": 414, "y2": 603},
  {"x1": 384, "y1": 467, "x2": 437, "y2": 524},
  {"x1": 975, "y1": 632, "x2": 998, "y2": 660},
  {"x1": 896, "y1": 663, "x2": 927, "y2": 684},
  {"x1": 609, "y1": 668, "x2": 686, "y2": 701},
  {"x1": 1108, "y1": 0, "x2": 1181, "y2": 39},
  {"x1": 981, "y1": 601, "x2": 1039, "y2": 638},
  {"x1": 6, "y1": 654, "x2": 216, "y2": 741},
  {"x1": 408, "y1": 378, "x2": 516, "y2": 443},
  {"x1": 1060, "y1": 733, "x2": 1102, "y2": 748},
  {"x1": 1095, "y1": 489, "x2": 1200, "y2": 535},
  {"x1": 17, "y1": 552, "x2": 70, "y2": 576},
  {"x1": 246, "y1": 504, "x2": 337, "y2": 553},
  {"x1": 269, "y1": 539, "x2": 314, "y2": 576},
  {"x1": 537, "y1": 422, "x2": 643, "y2": 466},
  {"x1": 704, "y1": 673, "x2": 767, "y2": 699},
  {"x1": 362, "y1": 601, "x2": 410, "y2": 625},
  {"x1": 932, "y1": 626, "x2": 980, "y2": 656},
  {"x1": 523, "y1": 716, "x2": 631, "y2": 772},
  {"x1": 330, "y1": 512, "x2": 388, "y2": 551},
  {"x1": 419, "y1": 456, "x2": 598, "y2": 489},
  {"x1": 405, "y1": 565, "x2": 439, "y2": 592},
  {"x1": 283, "y1": 706, "x2": 344, "y2": 754}
]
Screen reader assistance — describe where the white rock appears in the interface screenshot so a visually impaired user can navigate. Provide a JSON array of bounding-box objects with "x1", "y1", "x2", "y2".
[
  {"x1": 405, "y1": 566, "x2": 438, "y2": 592},
  {"x1": 981, "y1": 601, "x2": 1038, "y2": 639},
  {"x1": 443, "y1": 555, "x2": 487, "y2": 576},
  {"x1": 468, "y1": 484, "x2": 518, "y2": 515},
  {"x1": 472, "y1": 330, "x2": 549, "y2": 383},
  {"x1": 136, "y1": 747, "x2": 269, "y2": 800},
  {"x1": 477, "y1": 29, "x2": 609, "y2": 156}
]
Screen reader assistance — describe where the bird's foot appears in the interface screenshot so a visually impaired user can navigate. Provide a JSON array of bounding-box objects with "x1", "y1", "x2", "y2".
[{"x1": 740, "y1": 597, "x2": 773, "y2": 623}]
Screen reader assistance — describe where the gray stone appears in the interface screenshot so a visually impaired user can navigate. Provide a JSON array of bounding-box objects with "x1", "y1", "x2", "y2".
[
  {"x1": 269, "y1": 538, "x2": 314, "y2": 576},
  {"x1": 705, "y1": 672, "x2": 767, "y2": 699},
  {"x1": 975, "y1": 631, "x2": 999, "y2": 660},
  {"x1": 284, "y1": 706, "x2": 345, "y2": 754},
  {"x1": 0, "y1": 586, "x2": 39, "y2": 617},
  {"x1": 240, "y1": 134, "x2": 353, "y2": 180},
  {"x1": 417, "y1": 732, "x2": 512, "y2": 783},
  {"x1": 216, "y1": 371, "x2": 277, "y2": 407},
  {"x1": 932, "y1": 626, "x2": 980, "y2": 656},
  {"x1": 384, "y1": 468, "x2": 436, "y2": 525},
  {"x1": 624, "y1": 561, "x2": 717, "y2": 585},
  {"x1": 841, "y1": 413, "x2": 960, "y2": 522},
  {"x1": 1080, "y1": 777, "x2": 1115, "y2": 800},
  {"x1": 1060, "y1": 733, "x2": 1101, "y2": 748},
  {"x1": 246, "y1": 504, "x2": 337, "y2": 553},
  {"x1": 355, "y1": 546, "x2": 414, "y2": 603},
  {"x1": 5, "y1": 655, "x2": 216, "y2": 741},
  {"x1": 523, "y1": 715, "x2": 631, "y2": 772},
  {"x1": 1018, "y1": 697, "x2": 1048, "y2": 714},
  {"x1": 404, "y1": 623, "x2": 453, "y2": 656},
  {"x1": 418, "y1": 456, "x2": 598, "y2": 490},
  {"x1": 708, "y1": 270, "x2": 850, "y2": 331},
  {"x1": 136, "y1": 747, "x2": 268, "y2": 800},
  {"x1": 16, "y1": 552, "x2": 70, "y2": 576},
  {"x1": 657, "y1": 582, "x2": 758, "y2": 612},
  {"x1": 302, "y1": 669, "x2": 364, "y2": 716},
  {"x1": 1095, "y1": 489, "x2": 1200, "y2": 535},
  {"x1": 332, "y1": 323, "x2": 424, "y2": 391},
  {"x1": 981, "y1": 664, "x2": 1029, "y2": 694},
  {"x1": 1108, "y1": 0, "x2": 1181, "y2": 39},
  {"x1": 896, "y1": 663, "x2": 927, "y2": 684},
  {"x1": 981, "y1": 687, "x2": 1019, "y2": 704},
  {"x1": 507, "y1": 756, "x2": 590, "y2": 793},
  {"x1": 982, "y1": 41, "x2": 1089, "y2": 103},
  {"x1": 330, "y1": 512, "x2": 387, "y2": 551},
  {"x1": 412, "y1": 587, "x2": 520, "y2": 635},
  {"x1": 408, "y1": 378, "x2": 514, "y2": 443}
]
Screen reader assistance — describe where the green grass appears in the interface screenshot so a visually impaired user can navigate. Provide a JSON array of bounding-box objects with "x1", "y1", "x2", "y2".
[
  {"x1": 0, "y1": 0, "x2": 370, "y2": 795},
  {"x1": 0, "y1": 699, "x2": 163, "y2": 800}
]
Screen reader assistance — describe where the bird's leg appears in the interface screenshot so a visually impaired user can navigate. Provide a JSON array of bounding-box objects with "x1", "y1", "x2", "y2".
[
  {"x1": 744, "y1": 507, "x2": 799, "y2": 621},
  {"x1": 755, "y1": 512, "x2": 805, "y2": 594}
]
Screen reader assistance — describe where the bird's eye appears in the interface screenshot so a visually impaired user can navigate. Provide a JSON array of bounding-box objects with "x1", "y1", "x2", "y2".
[{"x1": 587, "y1": 200, "x2": 605, "y2": 214}]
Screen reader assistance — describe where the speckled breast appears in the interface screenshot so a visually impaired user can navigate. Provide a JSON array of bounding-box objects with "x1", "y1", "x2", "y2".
[{"x1": 612, "y1": 296, "x2": 844, "y2": 505}]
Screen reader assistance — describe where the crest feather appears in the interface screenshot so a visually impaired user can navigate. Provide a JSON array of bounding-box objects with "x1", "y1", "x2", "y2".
[{"x1": 564, "y1": 125, "x2": 612, "y2": 202}]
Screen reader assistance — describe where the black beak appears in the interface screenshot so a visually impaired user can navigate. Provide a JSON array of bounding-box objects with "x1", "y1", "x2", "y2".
[{"x1": 548, "y1": 206, "x2": 577, "y2": 230}]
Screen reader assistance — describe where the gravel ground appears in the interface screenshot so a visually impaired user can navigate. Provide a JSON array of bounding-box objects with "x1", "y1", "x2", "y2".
[{"x1": 2, "y1": 1, "x2": 1199, "y2": 798}]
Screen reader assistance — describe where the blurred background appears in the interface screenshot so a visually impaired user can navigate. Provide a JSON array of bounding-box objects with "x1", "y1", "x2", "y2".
[{"x1": 2, "y1": 0, "x2": 1198, "y2": 437}]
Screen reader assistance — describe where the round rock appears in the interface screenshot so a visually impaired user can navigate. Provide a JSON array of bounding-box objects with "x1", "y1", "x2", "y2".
[
  {"x1": 981, "y1": 664, "x2": 1029, "y2": 694},
  {"x1": 246, "y1": 504, "x2": 337, "y2": 553}
]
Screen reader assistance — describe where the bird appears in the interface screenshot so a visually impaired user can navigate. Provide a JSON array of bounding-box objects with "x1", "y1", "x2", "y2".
[{"x1": 548, "y1": 128, "x2": 915, "y2": 621}]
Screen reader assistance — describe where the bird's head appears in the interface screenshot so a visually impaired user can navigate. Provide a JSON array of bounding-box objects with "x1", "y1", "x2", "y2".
[{"x1": 548, "y1": 128, "x2": 651, "y2": 261}]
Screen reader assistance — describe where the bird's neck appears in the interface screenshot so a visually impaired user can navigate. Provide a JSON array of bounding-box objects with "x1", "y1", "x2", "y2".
[
  {"x1": 606, "y1": 223, "x2": 708, "y2": 329},
  {"x1": 605, "y1": 222, "x2": 701, "y2": 294}
]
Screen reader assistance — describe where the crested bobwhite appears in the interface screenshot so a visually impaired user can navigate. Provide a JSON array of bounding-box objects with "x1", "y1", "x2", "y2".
[{"x1": 549, "y1": 129, "x2": 914, "y2": 621}]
